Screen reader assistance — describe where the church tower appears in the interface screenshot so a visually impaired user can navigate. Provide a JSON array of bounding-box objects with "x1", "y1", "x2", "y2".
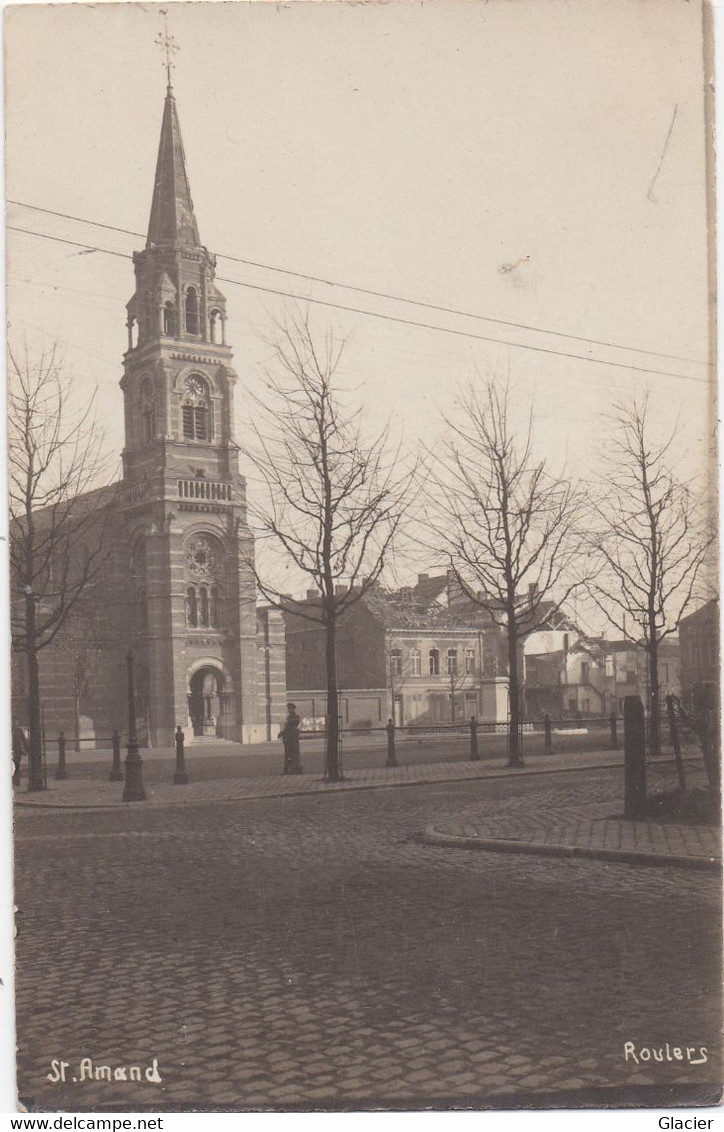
[{"x1": 119, "y1": 83, "x2": 285, "y2": 745}]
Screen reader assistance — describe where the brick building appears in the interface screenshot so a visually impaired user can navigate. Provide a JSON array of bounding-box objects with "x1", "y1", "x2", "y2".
[
  {"x1": 679, "y1": 598, "x2": 719, "y2": 690},
  {"x1": 10, "y1": 84, "x2": 287, "y2": 746},
  {"x1": 283, "y1": 578, "x2": 510, "y2": 727}
]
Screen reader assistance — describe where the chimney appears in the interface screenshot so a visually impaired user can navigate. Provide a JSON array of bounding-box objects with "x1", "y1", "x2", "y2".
[
  {"x1": 306, "y1": 589, "x2": 319, "y2": 602},
  {"x1": 528, "y1": 582, "x2": 540, "y2": 600},
  {"x1": 417, "y1": 573, "x2": 430, "y2": 585},
  {"x1": 334, "y1": 585, "x2": 348, "y2": 598}
]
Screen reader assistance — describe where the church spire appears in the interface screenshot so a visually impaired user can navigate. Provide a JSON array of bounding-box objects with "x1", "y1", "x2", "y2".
[{"x1": 146, "y1": 87, "x2": 201, "y2": 249}]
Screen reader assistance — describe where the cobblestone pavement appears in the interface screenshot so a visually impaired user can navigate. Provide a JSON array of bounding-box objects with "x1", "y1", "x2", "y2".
[
  {"x1": 424, "y1": 764, "x2": 721, "y2": 868},
  {"x1": 14, "y1": 748, "x2": 628, "y2": 809},
  {"x1": 14, "y1": 767, "x2": 721, "y2": 1112}
]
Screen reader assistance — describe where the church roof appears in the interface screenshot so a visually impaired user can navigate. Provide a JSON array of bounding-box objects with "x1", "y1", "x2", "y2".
[{"x1": 146, "y1": 87, "x2": 201, "y2": 248}]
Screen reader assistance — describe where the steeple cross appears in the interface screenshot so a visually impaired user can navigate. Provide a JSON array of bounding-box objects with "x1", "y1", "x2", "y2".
[{"x1": 155, "y1": 10, "x2": 179, "y2": 90}]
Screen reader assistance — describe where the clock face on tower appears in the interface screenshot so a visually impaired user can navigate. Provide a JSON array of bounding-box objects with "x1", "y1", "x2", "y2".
[{"x1": 185, "y1": 376, "x2": 206, "y2": 400}]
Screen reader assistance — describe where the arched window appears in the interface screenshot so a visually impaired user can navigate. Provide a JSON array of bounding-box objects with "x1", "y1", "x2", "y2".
[
  {"x1": 198, "y1": 586, "x2": 209, "y2": 628},
  {"x1": 185, "y1": 536, "x2": 225, "y2": 630},
  {"x1": 210, "y1": 585, "x2": 222, "y2": 628},
  {"x1": 185, "y1": 287, "x2": 199, "y2": 335},
  {"x1": 389, "y1": 649, "x2": 402, "y2": 677},
  {"x1": 209, "y1": 309, "x2": 222, "y2": 344},
  {"x1": 130, "y1": 537, "x2": 146, "y2": 581},
  {"x1": 410, "y1": 648, "x2": 421, "y2": 677},
  {"x1": 137, "y1": 588, "x2": 148, "y2": 633},
  {"x1": 447, "y1": 649, "x2": 458, "y2": 677},
  {"x1": 140, "y1": 380, "x2": 156, "y2": 442},
  {"x1": 186, "y1": 586, "x2": 198, "y2": 628},
  {"x1": 181, "y1": 376, "x2": 211, "y2": 441},
  {"x1": 429, "y1": 648, "x2": 440, "y2": 676},
  {"x1": 163, "y1": 301, "x2": 176, "y2": 336}
]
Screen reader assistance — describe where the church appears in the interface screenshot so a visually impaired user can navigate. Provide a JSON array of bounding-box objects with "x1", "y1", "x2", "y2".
[{"x1": 11, "y1": 83, "x2": 288, "y2": 748}]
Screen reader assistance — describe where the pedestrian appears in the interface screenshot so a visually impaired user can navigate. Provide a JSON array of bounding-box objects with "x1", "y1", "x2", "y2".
[
  {"x1": 12, "y1": 718, "x2": 28, "y2": 786},
  {"x1": 278, "y1": 702, "x2": 302, "y2": 775}
]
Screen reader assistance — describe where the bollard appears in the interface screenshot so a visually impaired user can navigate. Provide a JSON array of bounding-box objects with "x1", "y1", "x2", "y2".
[
  {"x1": 543, "y1": 714, "x2": 553, "y2": 756},
  {"x1": 666, "y1": 694, "x2": 686, "y2": 792},
  {"x1": 174, "y1": 725, "x2": 189, "y2": 785},
  {"x1": 470, "y1": 716, "x2": 480, "y2": 761},
  {"x1": 122, "y1": 651, "x2": 147, "y2": 802},
  {"x1": 623, "y1": 695, "x2": 646, "y2": 818},
  {"x1": 386, "y1": 718, "x2": 398, "y2": 768},
  {"x1": 56, "y1": 731, "x2": 68, "y2": 780},
  {"x1": 110, "y1": 730, "x2": 124, "y2": 781},
  {"x1": 610, "y1": 711, "x2": 619, "y2": 750}
]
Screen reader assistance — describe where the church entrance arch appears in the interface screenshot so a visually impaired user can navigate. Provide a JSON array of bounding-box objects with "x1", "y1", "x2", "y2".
[{"x1": 188, "y1": 663, "x2": 225, "y2": 738}]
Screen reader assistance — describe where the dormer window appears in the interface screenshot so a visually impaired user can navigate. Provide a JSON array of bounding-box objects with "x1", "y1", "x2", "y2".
[
  {"x1": 181, "y1": 375, "x2": 211, "y2": 441},
  {"x1": 185, "y1": 287, "x2": 199, "y2": 335}
]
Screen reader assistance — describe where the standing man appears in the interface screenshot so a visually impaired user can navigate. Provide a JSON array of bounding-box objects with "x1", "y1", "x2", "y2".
[
  {"x1": 278, "y1": 702, "x2": 302, "y2": 775},
  {"x1": 11, "y1": 718, "x2": 28, "y2": 786}
]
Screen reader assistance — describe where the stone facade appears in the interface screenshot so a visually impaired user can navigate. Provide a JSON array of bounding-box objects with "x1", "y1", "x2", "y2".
[{"x1": 11, "y1": 85, "x2": 287, "y2": 747}]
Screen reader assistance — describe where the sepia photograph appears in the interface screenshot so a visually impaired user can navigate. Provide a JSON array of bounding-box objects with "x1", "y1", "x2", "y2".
[{"x1": 3, "y1": 0, "x2": 721, "y2": 1115}]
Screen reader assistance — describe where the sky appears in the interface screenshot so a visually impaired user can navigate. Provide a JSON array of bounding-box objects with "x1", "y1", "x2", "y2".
[{"x1": 4, "y1": 0, "x2": 716, "y2": 608}]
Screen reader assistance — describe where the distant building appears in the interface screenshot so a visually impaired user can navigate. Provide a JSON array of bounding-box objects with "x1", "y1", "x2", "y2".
[
  {"x1": 523, "y1": 630, "x2": 680, "y2": 718},
  {"x1": 679, "y1": 599, "x2": 719, "y2": 690},
  {"x1": 283, "y1": 578, "x2": 510, "y2": 727},
  {"x1": 524, "y1": 638, "x2": 605, "y2": 718}
]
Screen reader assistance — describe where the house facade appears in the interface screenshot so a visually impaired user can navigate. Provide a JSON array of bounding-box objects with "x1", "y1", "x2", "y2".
[
  {"x1": 523, "y1": 629, "x2": 680, "y2": 719},
  {"x1": 283, "y1": 579, "x2": 510, "y2": 728},
  {"x1": 679, "y1": 599, "x2": 719, "y2": 691}
]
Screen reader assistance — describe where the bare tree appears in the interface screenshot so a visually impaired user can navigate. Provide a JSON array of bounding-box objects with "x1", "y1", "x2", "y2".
[
  {"x1": 8, "y1": 343, "x2": 114, "y2": 790},
  {"x1": 445, "y1": 649, "x2": 475, "y2": 723},
  {"x1": 244, "y1": 312, "x2": 415, "y2": 782},
  {"x1": 429, "y1": 380, "x2": 586, "y2": 766},
  {"x1": 588, "y1": 396, "x2": 715, "y2": 756}
]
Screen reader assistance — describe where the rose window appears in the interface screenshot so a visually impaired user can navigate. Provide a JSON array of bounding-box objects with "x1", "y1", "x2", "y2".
[
  {"x1": 186, "y1": 536, "x2": 217, "y2": 581},
  {"x1": 184, "y1": 536, "x2": 225, "y2": 629}
]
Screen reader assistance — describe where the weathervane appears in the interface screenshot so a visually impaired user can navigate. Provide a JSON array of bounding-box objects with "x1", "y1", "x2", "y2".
[{"x1": 155, "y1": 9, "x2": 179, "y2": 91}]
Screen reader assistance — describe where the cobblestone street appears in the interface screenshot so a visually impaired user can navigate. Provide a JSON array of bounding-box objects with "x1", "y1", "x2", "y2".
[{"x1": 14, "y1": 766, "x2": 721, "y2": 1112}]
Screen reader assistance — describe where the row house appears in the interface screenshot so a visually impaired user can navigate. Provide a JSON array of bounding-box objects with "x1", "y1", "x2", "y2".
[
  {"x1": 283, "y1": 579, "x2": 510, "y2": 728},
  {"x1": 523, "y1": 630, "x2": 680, "y2": 719}
]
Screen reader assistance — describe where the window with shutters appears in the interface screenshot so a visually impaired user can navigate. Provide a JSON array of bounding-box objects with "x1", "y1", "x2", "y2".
[{"x1": 181, "y1": 375, "x2": 211, "y2": 441}]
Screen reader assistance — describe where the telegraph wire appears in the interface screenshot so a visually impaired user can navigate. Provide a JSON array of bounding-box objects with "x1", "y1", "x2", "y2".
[
  {"x1": 7, "y1": 224, "x2": 712, "y2": 386},
  {"x1": 8, "y1": 198, "x2": 711, "y2": 368}
]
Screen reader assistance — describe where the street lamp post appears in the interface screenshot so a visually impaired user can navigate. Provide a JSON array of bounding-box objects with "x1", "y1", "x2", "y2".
[{"x1": 122, "y1": 650, "x2": 146, "y2": 802}]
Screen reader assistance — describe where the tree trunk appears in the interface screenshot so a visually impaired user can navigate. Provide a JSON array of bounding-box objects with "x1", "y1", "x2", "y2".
[
  {"x1": 25, "y1": 590, "x2": 45, "y2": 791},
  {"x1": 507, "y1": 621, "x2": 523, "y2": 766},
  {"x1": 647, "y1": 636, "x2": 661, "y2": 757},
  {"x1": 325, "y1": 609, "x2": 341, "y2": 782}
]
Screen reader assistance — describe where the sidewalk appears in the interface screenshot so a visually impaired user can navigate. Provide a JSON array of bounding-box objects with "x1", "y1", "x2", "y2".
[
  {"x1": 14, "y1": 747, "x2": 627, "y2": 810},
  {"x1": 423, "y1": 766, "x2": 722, "y2": 871}
]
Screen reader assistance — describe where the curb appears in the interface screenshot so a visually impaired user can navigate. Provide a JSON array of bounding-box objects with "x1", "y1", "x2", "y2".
[
  {"x1": 12, "y1": 756, "x2": 629, "y2": 811},
  {"x1": 422, "y1": 824, "x2": 722, "y2": 871}
]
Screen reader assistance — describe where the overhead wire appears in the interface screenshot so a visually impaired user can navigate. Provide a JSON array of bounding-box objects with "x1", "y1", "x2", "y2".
[
  {"x1": 8, "y1": 198, "x2": 711, "y2": 369},
  {"x1": 7, "y1": 224, "x2": 712, "y2": 386}
]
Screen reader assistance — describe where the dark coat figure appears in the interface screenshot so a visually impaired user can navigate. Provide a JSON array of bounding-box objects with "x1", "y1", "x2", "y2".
[
  {"x1": 12, "y1": 721, "x2": 28, "y2": 786},
  {"x1": 278, "y1": 703, "x2": 302, "y2": 775}
]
